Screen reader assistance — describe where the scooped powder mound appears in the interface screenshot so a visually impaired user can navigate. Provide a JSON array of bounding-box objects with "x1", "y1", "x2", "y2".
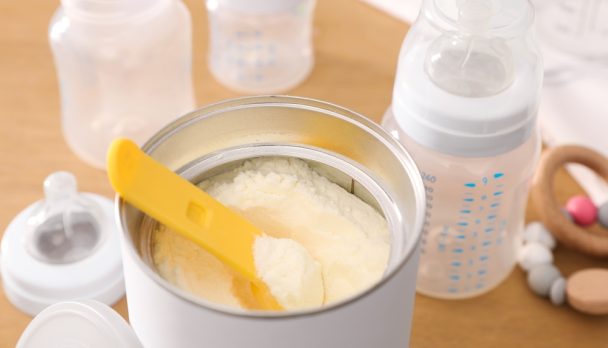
[
  {"x1": 152, "y1": 157, "x2": 390, "y2": 310},
  {"x1": 253, "y1": 235, "x2": 324, "y2": 310}
]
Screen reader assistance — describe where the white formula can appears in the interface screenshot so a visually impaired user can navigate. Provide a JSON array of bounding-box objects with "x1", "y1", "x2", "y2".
[{"x1": 117, "y1": 96, "x2": 426, "y2": 348}]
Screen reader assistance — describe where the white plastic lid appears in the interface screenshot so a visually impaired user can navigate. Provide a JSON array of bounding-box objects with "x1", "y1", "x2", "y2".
[
  {"x1": 16, "y1": 300, "x2": 142, "y2": 348},
  {"x1": 220, "y1": 0, "x2": 306, "y2": 14},
  {"x1": 392, "y1": 46, "x2": 538, "y2": 157},
  {"x1": 1, "y1": 173, "x2": 124, "y2": 316}
]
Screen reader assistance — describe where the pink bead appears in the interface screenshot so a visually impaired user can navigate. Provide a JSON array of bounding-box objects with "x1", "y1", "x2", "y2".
[{"x1": 566, "y1": 195, "x2": 598, "y2": 226}]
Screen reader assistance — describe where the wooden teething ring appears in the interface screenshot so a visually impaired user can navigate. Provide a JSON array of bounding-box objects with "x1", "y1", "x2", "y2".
[{"x1": 531, "y1": 145, "x2": 608, "y2": 257}]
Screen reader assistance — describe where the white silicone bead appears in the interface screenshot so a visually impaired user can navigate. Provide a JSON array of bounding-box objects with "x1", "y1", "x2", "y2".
[
  {"x1": 523, "y1": 222, "x2": 556, "y2": 250},
  {"x1": 598, "y1": 202, "x2": 608, "y2": 228},
  {"x1": 518, "y1": 242, "x2": 553, "y2": 272},
  {"x1": 528, "y1": 264, "x2": 561, "y2": 297},
  {"x1": 549, "y1": 277, "x2": 566, "y2": 306}
]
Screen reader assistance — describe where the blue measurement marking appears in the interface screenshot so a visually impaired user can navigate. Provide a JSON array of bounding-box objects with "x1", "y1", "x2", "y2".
[
  {"x1": 457, "y1": 222, "x2": 469, "y2": 226},
  {"x1": 465, "y1": 182, "x2": 476, "y2": 188},
  {"x1": 461, "y1": 209, "x2": 472, "y2": 214},
  {"x1": 481, "y1": 195, "x2": 488, "y2": 200},
  {"x1": 479, "y1": 255, "x2": 489, "y2": 261},
  {"x1": 450, "y1": 275, "x2": 461, "y2": 281},
  {"x1": 494, "y1": 172, "x2": 504, "y2": 179},
  {"x1": 464, "y1": 198, "x2": 475, "y2": 202},
  {"x1": 451, "y1": 261, "x2": 462, "y2": 267},
  {"x1": 475, "y1": 219, "x2": 481, "y2": 225},
  {"x1": 478, "y1": 270, "x2": 487, "y2": 276},
  {"x1": 448, "y1": 288, "x2": 458, "y2": 293},
  {"x1": 485, "y1": 227, "x2": 494, "y2": 233},
  {"x1": 482, "y1": 241, "x2": 492, "y2": 247},
  {"x1": 456, "y1": 235, "x2": 466, "y2": 239},
  {"x1": 476, "y1": 283, "x2": 484, "y2": 289},
  {"x1": 494, "y1": 191, "x2": 503, "y2": 196},
  {"x1": 453, "y1": 248, "x2": 464, "y2": 254},
  {"x1": 490, "y1": 202, "x2": 500, "y2": 208},
  {"x1": 470, "y1": 245, "x2": 476, "y2": 251},
  {"x1": 487, "y1": 215, "x2": 497, "y2": 220},
  {"x1": 438, "y1": 243, "x2": 446, "y2": 252}
]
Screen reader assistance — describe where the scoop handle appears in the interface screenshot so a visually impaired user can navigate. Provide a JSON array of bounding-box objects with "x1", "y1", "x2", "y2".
[{"x1": 107, "y1": 139, "x2": 262, "y2": 283}]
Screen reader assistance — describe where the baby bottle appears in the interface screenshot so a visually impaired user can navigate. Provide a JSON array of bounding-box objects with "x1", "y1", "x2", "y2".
[
  {"x1": 206, "y1": 0, "x2": 316, "y2": 93},
  {"x1": 49, "y1": 0, "x2": 195, "y2": 169},
  {"x1": 382, "y1": 0, "x2": 543, "y2": 298}
]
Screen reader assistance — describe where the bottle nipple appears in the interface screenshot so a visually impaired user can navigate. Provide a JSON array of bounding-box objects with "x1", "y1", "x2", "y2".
[
  {"x1": 25, "y1": 172, "x2": 106, "y2": 264},
  {"x1": 425, "y1": 0, "x2": 514, "y2": 97}
]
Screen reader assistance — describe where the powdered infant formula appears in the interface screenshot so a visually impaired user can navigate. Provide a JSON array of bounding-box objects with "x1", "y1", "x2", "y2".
[{"x1": 152, "y1": 157, "x2": 390, "y2": 310}]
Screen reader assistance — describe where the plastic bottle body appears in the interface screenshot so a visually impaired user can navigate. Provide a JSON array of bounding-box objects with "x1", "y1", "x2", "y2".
[
  {"x1": 383, "y1": 109, "x2": 540, "y2": 298},
  {"x1": 206, "y1": 0, "x2": 315, "y2": 94},
  {"x1": 383, "y1": 0, "x2": 543, "y2": 298},
  {"x1": 49, "y1": 0, "x2": 195, "y2": 168}
]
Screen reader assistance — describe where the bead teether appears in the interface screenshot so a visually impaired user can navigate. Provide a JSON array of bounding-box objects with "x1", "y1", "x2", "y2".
[{"x1": 530, "y1": 145, "x2": 608, "y2": 257}]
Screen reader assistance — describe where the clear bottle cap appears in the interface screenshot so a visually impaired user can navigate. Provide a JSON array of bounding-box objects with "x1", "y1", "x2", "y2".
[
  {"x1": 25, "y1": 172, "x2": 106, "y2": 264},
  {"x1": 425, "y1": 0, "x2": 514, "y2": 97},
  {"x1": 1, "y1": 171, "x2": 124, "y2": 316}
]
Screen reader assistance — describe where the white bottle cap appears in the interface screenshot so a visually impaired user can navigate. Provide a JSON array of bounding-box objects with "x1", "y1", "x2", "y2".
[
  {"x1": 16, "y1": 300, "x2": 142, "y2": 348},
  {"x1": 392, "y1": 54, "x2": 538, "y2": 157},
  {"x1": 1, "y1": 172, "x2": 124, "y2": 316}
]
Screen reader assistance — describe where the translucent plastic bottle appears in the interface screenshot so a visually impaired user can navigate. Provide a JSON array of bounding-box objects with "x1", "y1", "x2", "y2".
[
  {"x1": 382, "y1": 0, "x2": 543, "y2": 299},
  {"x1": 206, "y1": 0, "x2": 316, "y2": 93},
  {"x1": 49, "y1": 0, "x2": 195, "y2": 169}
]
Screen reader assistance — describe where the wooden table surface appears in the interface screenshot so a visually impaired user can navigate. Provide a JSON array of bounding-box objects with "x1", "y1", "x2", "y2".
[{"x1": 1, "y1": 0, "x2": 607, "y2": 347}]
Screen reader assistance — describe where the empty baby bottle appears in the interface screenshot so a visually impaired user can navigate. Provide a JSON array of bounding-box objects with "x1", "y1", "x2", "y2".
[
  {"x1": 382, "y1": 0, "x2": 543, "y2": 298},
  {"x1": 49, "y1": 0, "x2": 195, "y2": 169},
  {"x1": 206, "y1": 0, "x2": 316, "y2": 93}
]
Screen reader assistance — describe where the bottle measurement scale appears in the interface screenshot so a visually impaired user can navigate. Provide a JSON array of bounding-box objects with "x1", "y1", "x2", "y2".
[{"x1": 420, "y1": 171, "x2": 509, "y2": 295}]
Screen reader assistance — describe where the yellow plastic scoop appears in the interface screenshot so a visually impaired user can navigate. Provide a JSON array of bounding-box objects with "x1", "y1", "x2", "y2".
[{"x1": 107, "y1": 138, "x2": 282, "y2": 311}]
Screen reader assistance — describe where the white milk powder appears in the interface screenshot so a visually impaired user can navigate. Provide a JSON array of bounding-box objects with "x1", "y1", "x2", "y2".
[
  {"x1": 152, "y1": 157, "x2": 390, "y2": 310},
  {"x1": 253, "y1": 235, "x2": 324, "y2": 309}
]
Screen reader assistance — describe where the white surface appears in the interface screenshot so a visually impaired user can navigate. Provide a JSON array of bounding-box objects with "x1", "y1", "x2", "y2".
[
  {"x1": 0, "y1": 194, "x2": 124, "y2": 316},
  {"x1": 16, "y1": 300, "x2": 142, "y2": 348},
  {"x1": 538, "y1": 41, "x2": 608, "y2": 204}
]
